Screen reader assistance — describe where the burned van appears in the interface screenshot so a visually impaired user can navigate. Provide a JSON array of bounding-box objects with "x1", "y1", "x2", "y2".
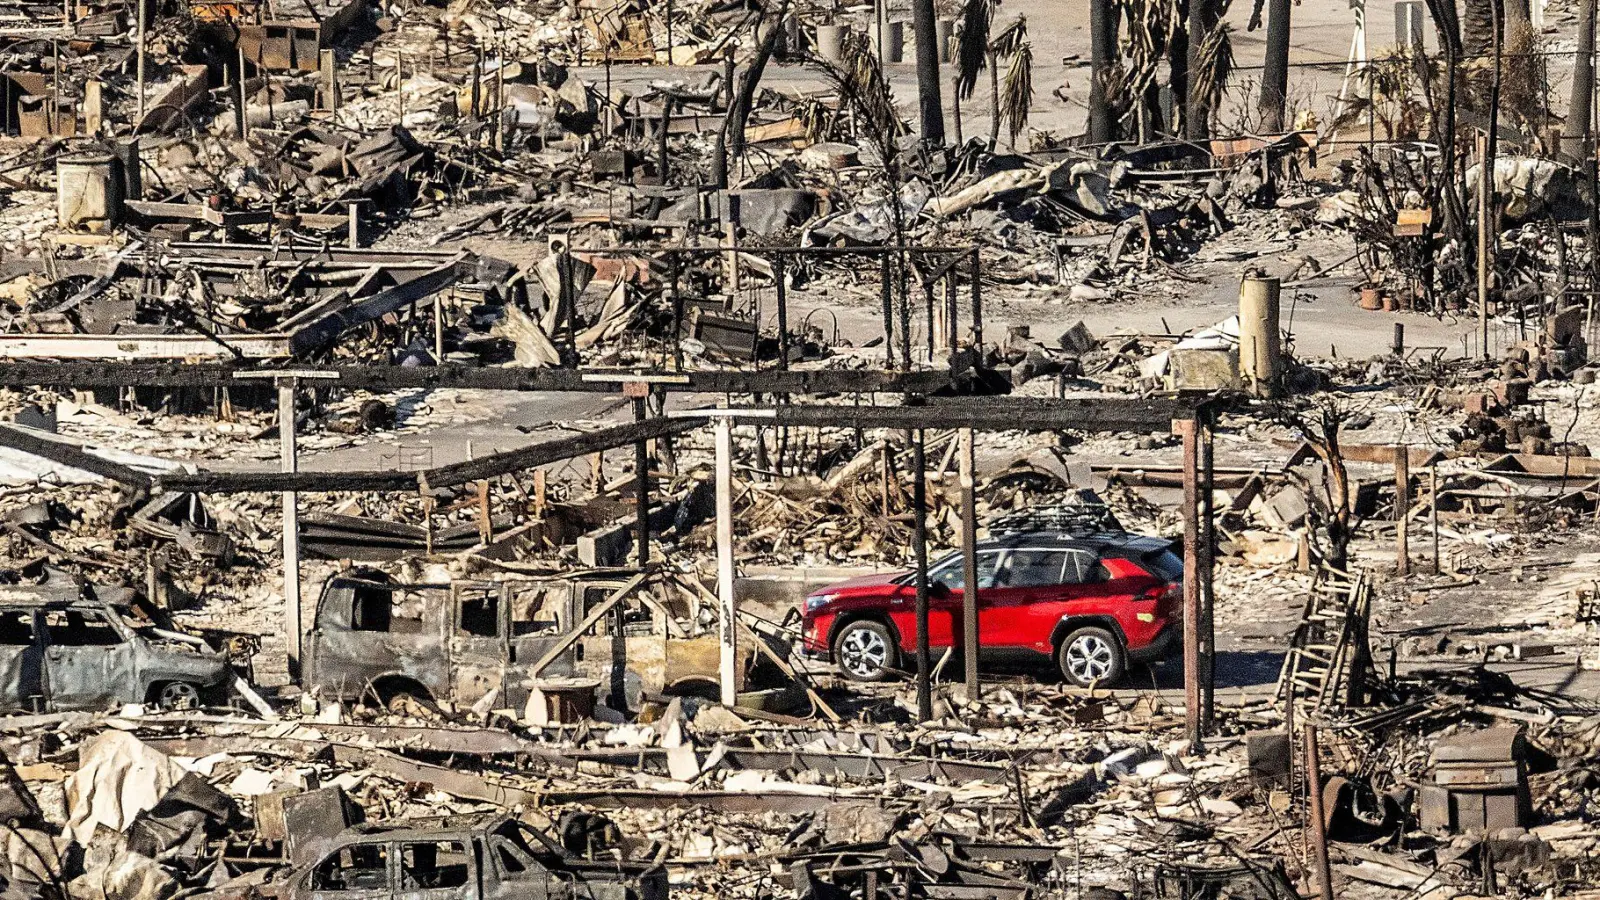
[{"x1": 303, "y1": 569, "x2": 745, "y2": 713}]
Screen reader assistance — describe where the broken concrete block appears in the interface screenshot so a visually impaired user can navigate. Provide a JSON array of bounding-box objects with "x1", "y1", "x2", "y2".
[
  {"x1": 1259, "y1": 487, "x2": 1309, "y2": 529},
  {"x1": 1165, "y1": 348, "x2": 1239, "y2": 391}
]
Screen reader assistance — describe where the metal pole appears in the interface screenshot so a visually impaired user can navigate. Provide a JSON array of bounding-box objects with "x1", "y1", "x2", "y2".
[
  {"x1": 959, "y1": 427, "x2": 980, "y2": 698},
  {"x1": 1395, "y1": 445, "x2": 1411, "y2": 575},
  {"x1": 1305, "y1": 725, "x2": 1336, "y2": 900},
  {"x1": 1568, "y1": 0, "x2": 1597, "y2": 158},
  {"x1": 912, "y1": 428, "x2": 933, "y2": 721},
  {"x1": 1088, "y1": 0, "x2": 1117, "y2": 142},
  {"x1": 279, "y1": 378, "x2": 302, "y2": 676},
  {"x1": 634, "y1": 393, "x2": 651, "y2": 566},
  {"x1": 1431, "y1": 465, "x2": 1441, "y2": 572},
  {"x1": 432, "y1": 293, "x2": 445, "y2": 362},
  {"x1": 1260, "y1": 0, "x2": 1291, "y2": 132},
  {"x1": 775, "y1": 257, "x2": 789, "y2": 370},
  {"x1": 911, "y1": 0, "x2": 945, "y2": 146},
  {"x1": 1200, "y1": 415, "x2": 1215, "y2": 731},
  {"x1": 715, "y1": 416, "x2": 738, "y2": 705},
  {"x1": 1177, "y1": 417, "x2": 1202, "y2": 750}
]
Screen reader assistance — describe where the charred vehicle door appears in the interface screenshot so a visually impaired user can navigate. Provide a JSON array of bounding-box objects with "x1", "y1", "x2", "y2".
[
  {"x1": 39, "y1": 607, "x2": 136, "y2": 710},
  {"x1": 447, "y1": 583, "x2": 510, "y2": 707},
  {"x1": 0, "y1": 609, "x2": 41, "y2": 713},
  {"x1": 306, "y1": 574, "x2": 447, "y2": 703},
  {"x1": 307, "y1": 842, "x2": 393, "y2": 900}
]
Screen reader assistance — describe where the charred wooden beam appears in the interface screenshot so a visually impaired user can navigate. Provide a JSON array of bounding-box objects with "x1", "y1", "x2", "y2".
[
  {"x1": 0, "y1": 425, "x2": 154, "y2": 490},
  {"x1": 155, "y1": 417, "x2": 698, "y2": 494},
  {"x1": 712, "y1": 396, "x2": 1205, "y2": 433},
  {"x1": 0, "y1": 363, "x2": 959, "y2": 396}
]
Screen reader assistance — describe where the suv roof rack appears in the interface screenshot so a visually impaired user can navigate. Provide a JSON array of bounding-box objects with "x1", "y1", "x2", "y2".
[{"x1": 988, "y1": 492, "x2": 1125, "y2": 538}]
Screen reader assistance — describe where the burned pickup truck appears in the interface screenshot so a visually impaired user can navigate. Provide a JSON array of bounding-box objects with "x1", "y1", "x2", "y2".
[
  {"x1": 283, "y1": 814, "x2": 667, "y2": 900},
  {"x1": 0, "y1": 579, "x2": 232, "y2": 713},
  {"x1": 304, "y1": 568, "x2": 748, "y2": 715}
]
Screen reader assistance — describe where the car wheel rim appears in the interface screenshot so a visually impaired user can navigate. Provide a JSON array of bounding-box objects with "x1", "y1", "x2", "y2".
[
  {"x1": 1067, "y1": 636, "x2": 1114, "y2": 682},
  {"x1": 840, "y1": 629, "x2": 887, "y2": 677},
  {"x1": 159, "y1": 683, "x2": 199, "y2": 710}
]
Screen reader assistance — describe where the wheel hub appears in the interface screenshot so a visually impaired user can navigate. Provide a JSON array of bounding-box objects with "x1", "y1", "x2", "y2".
[
  {"x1": 839, "y1": 629, "x2": 887, "y2": 677},
  {"x1": 1067, "y1": 635, "x2": 1114, "y2": 682}
]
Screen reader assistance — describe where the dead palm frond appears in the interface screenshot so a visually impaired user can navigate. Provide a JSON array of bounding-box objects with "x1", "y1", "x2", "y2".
[
  {"x1": 988, "y1": 16, "x2": 1027, "y2": 59},
  {"x1": 807, "y1": 30, "x2": 903, "y2": 158},
  {"x1": 955, "y1": 0, "x2": 993, "y2": 100},
  {"x1": 1000, "y1": 41, "x2": 1033, "y2": 143}
]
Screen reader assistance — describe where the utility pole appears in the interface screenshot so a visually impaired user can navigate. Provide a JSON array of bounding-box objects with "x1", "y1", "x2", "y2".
[
  {"x1": 1568, "y1": 0, "x2": 1597, "y2": 158},
  {"x1": 1178, "y1": 416, "x2": 1203, "y2": 750},
  {"x1": 1088, "y1": 0, "x2": 1117, "y2": 143},
  {"x1": 1260, "y1": 0, "x2": 1292, "y2": 132},
  {"x1": 1478, "y1": 130, "x2": 1492, "y2": 359},
  {"x1": 911, "y1": 0, "x2": 945, "y2": 147}
]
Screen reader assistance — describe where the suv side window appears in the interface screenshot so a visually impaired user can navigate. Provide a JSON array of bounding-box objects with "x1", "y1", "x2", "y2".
[
  {"x1": 929, "y1": 551, "x2": 1002, "y2": 590},
  {"x1": 41, "y1": 610, "x2": 122, "y2": 646},
  {"x1": 398, "y1": 841, "x2": 471, "y2": 889},
  {"x1": 312, "y1": 845, "x2": 390, "y2": 891},
  {"x1": 1002, "y1": 550, "x2": 1069, "y2": 588},
  {"x1": 1062, "y1": 551, "x2": 1102, "y2": 584}
]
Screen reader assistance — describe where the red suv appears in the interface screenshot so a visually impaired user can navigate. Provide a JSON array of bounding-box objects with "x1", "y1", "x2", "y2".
[{"x1": 800, "y1": 532, "x2": 1183, "y2": 686}]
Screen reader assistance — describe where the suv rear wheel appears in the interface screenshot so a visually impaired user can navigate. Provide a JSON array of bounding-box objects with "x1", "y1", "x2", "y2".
[
  {"x1": 1058, "y1": 626, "x2": 1125, "y2": 687},
  {"x1": 833, "y1": 620, "x2": 896, "y2": 682}
]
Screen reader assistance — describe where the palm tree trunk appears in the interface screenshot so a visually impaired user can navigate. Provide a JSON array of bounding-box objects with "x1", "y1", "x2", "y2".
[
  {"x1": 987, "y1": 49, "x2": 999, "y2": 144},
  {"x1": 911, "y1": 0, "x2": 945, "y2": 146}
]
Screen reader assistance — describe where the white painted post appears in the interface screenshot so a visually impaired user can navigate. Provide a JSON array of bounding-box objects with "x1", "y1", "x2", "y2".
[
  {"x1": 280, "y1": 378, "x2": 302, "y2": 675},
  {"x1": 715, "y1": 415, "x2": 737, "y2": 705}
]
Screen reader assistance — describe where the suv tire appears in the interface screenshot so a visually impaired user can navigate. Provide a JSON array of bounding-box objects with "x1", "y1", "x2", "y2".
[
  {"x1": 1058, "y1": 626, "x2": 1126, "y2": 687},
  {"x1": 833, "y1": 620, "x2": 897, "y2": 682}
]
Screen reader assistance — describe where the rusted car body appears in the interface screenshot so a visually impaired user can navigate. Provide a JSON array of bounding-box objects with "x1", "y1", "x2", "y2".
[
  {"x1": 304, "y1": 569, "x2": 745, "y2": 713},
  {"x1": 0, "y1": 582, "x2": 231, "y2": 713},
  {"x1": 282, "y1": 814, "x2": 667, "y2": 900}
]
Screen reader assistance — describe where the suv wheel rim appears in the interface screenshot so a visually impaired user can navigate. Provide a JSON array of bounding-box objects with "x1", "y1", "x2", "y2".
[
  {"x1": 1066, "y1": 635, "x2": 1114, "y2": 682},
  {"x1": 159, "y1": 682, "x2": 199, "y2": 710},
  {"x1": 839, "y1": 628, "x2": 888, "y2": 677}
]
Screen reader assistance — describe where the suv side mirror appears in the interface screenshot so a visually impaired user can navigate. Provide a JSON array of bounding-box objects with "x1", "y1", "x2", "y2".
[{"x1": 928, "y1": 582, "x2": 953, "y2": 600}]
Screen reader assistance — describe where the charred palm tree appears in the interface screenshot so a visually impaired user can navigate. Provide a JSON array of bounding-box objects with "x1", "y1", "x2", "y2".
[{"x1": 954, "y1": 2, "x2": 1033, "y2": 148}]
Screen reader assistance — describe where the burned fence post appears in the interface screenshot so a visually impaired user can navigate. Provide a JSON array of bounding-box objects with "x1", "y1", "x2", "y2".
[
  {"x1": 1395, "y1": 445, "x2": 1411, "y2": 576},
  {"x1": 280, "y1": 377, "x2": 303, "y2": 676},
  {"x1": 1200, "y1": 412, "x2": 1216, "y2": 731},
  {"x1": 1260, "y1": 0, "x2": 1291, "y2": 132},
  {"x1": 1088, "y1": 0, "x2": 1118, "y2": 143},
  {"x1": 912, "y1": 425, "x2": 933, "y2": 721},
  {"x1": 631, "y1": 384, "x2": 651, "y2": 566},
  {"x1": 775, "y1": 256, "x2": 789, "y2": 370},
  {"x1": 1176, "y1": 416, "x2": 1204, "y2": 750},
  {"x1": 714, "y1": 413, "x2": 738, "y2": 706},
  {"x1": 969, "y1": 247, "x2": 983, "y2": 350},
  {"x1": 960, "y1": 426, "x2": 980, "y2": 698}
]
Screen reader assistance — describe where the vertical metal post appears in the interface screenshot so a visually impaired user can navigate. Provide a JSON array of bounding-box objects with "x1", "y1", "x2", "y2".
[
  {"x1": 1088, "y1": 0, "x2": 1117, "y2": 142},
  {"x1": 1305, "y1": 726, "x2": 1336, "y2": 900},
  {"x1": 1568, "y1": 0, "x2": 1597, "y2": 158},
  {"x1": 1199, "y1": 415, "x2": 1215, "y2": 731},
  {"x1": 1430, "y1": 465, "x2": 1441, "y2": 572},
  {"x1": 433, "y1": 293, "x2": 445, "y2": 362},
  {"x1": 1260, "y1": 0, "x2": 1291, "y2": 132},
  {"x1": 237, "y1": 46, "x2": 248, "y2": 139},
  {"x1": 714, "y1": 416, "x2": 737, "y2": 705},
  {"x1": 912, "y1": 427, "x2": 932, "y2": 721},
  {"x1": 1395, "y1": 446, "x2": 1411, "y2": 575},
  {"x1": 1177, "y1": 417, "x2": 1202, "y2": 750},
  {"x1": 880, "y1": 253, "x2": 894, "y2": 362},
  {"x1": 775, "y1": 256, "x2": 789, "y2": 370},
  {"x1": 633, "y1": 392, "x2": 650, "y2": 566},
  {"x1": 969, "y1": 248, "x2": 983, "y2": 349},
  {"x1": 1392, "y1": 322, "x2": 1405, "y2": 356},
  {"x1": 279, "y1": 378, "x2": 302, "y2": 676},
  {"x1": 136, "y1": 0, "x2": 147, "y2": 123},
  {"x1": 959, "y1": 427, "x2": 980, "y2": 698}
]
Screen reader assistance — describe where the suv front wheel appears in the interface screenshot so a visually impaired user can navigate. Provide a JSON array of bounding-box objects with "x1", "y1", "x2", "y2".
[
  {"x1": 1058, "y1": 626, "x2": 1126, "y2": 687},
  {"x1": 833, "y1": 620, "x2": 897, "y2": 682}
]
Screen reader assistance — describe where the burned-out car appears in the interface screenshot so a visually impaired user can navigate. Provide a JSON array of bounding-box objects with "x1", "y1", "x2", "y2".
[
  {"x1": 0, "y1": 582, "x2": 232, "y2": 713},
  {"x1": 283, "y1": 815, "x2": 667, "y2": 900},
  {"x1": 304, "y1": 569, "x2": 748, "y2": 713}
]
